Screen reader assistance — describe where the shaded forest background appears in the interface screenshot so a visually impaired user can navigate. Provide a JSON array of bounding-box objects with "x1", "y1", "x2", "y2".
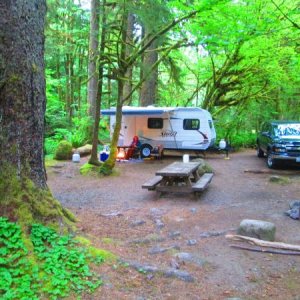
[{"x1": 45, "y1": 0, "x2": 299, "y2": 155}]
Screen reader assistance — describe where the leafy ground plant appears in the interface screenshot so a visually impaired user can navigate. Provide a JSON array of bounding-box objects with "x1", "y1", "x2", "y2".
[{"x1": 0, "y1": 217, "x2": 103, "y2": 299}]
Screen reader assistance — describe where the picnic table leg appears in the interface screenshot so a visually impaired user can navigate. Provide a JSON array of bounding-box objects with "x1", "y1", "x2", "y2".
[{"x1": 192, "y1": 170, "x2": 200, "y2": 182}]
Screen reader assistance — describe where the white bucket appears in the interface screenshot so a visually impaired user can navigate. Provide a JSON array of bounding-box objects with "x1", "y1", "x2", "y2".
[
  {"x1": 183, "y1": 154, "x2": 189, "y2": 163},
  {"x1": 72, "y1": 153, "x2": 80, "y2": 163},
  {"x1": 219, "y1": 139, "x2": 226, "y2": 150}
]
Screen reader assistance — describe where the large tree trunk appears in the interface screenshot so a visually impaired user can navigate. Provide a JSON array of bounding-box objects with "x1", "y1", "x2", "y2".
[
  {"x1": 123, "y1": 13, "x2": 135, "y2": 105},
  {"x1": 139, "y1": 27, "x2": 158, "y2": 106},
  {"x1": 89, "y1": 0, "x2": 106, "y2": 165},
  {"x1": 0, "y1": 0, "x2": 47, "y2": 189},
  {"x1": 87, "y1": 0, "x2": 100, "y2": 119},
  {"x1": 0, "y1": 0, "x2": 74, "y2": 228}
]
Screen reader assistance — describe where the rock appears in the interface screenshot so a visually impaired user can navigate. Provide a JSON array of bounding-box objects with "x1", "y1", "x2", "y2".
[
  {"x1": 124, "y1": 260, "x2": 194, "y2": 282},
  {"x1": 164, "y1": 269, "x2": 194, "y2": 282},
  {"x1": 187, "y1": 239, "x2": 197, "y2": 246},
  {"x1": 190, "y1": 208, "x2": 197, "y2": 213},
  {"x1": 100, "y1": 211, "x2": 123, "y2": 217},
  {"x1": 130, "y1": 234, "x2": 165, "y2": 245},
  {"x1": 237, "y1": 219, "x2": 276, "y2": 241},
  {"x1": 170, "y1": 258, "x2": 180, "y2": 269},
  {"x1": 148, "y1": 245, "x2": 180, "y2": 255},
  {"x1": 154, "y1": 219, "x2": 165, "y2": 229},
  {"x1": 199, "y1": 230, "x2": 228, "y2": 238},
  {"x1": 131, "y1": 220, "x2": 146, "y2": 227},
  {"x1": 285, "y1": 201, "x2": 300, "y2": 220},
  {"x1": 150, "y1": 208, "x2": 165, "y2": 217},
  {"x1": 285, "y1": 208, "x2": 300, "y2": 220},
  {"x1": 174, "y1": 252, "x2": 207, "y2": 267},
  {"x1": 289, "y1": 200, "x2": 300, "y2": 209},
  {"x1": 269, "y1": 175, "x2": 290, "y2": 184},
  {"x1": 168, "y1": 231, "x2": 181, "y2": 239},
  {"x1": 192, "y1": 158, "x2": 214, "y2": 175}
]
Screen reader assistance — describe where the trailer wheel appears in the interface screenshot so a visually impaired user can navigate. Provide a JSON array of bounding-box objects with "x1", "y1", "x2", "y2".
[{"x1": 140, "y1": 144, "x2": 152, "y2": 158}]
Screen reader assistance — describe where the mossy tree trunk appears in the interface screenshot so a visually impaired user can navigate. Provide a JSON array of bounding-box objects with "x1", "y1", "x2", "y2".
[
  {"x1": 139, "y1": 27, "x2": 158, "y2": 106},
  {"x1": 0, "y1": 0, "x2": 47, "y2": 188},
  {"x1": 0, "y1": 1, "x2": 74, "y2": 228},
  {"x1": 89, "y1": 0, "x2": 106, "y2": 166}
]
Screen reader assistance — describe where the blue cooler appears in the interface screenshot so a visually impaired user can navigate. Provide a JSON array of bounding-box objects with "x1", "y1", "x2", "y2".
[{"x1": 100, "y1": 151, "x2": 109, "y2": 162}]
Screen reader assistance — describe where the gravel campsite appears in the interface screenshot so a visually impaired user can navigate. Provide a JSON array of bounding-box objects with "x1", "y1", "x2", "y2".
[{"x1": 47, "y1": 149, "x2": 300, "y2": 300}]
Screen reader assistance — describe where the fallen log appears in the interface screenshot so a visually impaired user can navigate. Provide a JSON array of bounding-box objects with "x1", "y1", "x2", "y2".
[
  {"x1": 244, "y1": 169, "x2": 272, "y2": 174},
  {"x1": 230, "y1": 244, "x2": 300, "y2": 256},
  {"x1": 244, "y1": 169, "x2": 300, "y2": 175},
  {"x1": 225, "y1": 234, "x2": 300, "y2": 252}
]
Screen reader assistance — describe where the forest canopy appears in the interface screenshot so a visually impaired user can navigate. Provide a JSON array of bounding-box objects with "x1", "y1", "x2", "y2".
[{"x1": 45, "y1": 0, "x2": 299, "y2": 152}]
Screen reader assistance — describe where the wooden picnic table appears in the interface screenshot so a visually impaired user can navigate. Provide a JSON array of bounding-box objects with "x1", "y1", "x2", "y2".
[{"x1": 142, "y1": 161, "x2": 213, "y2": 196}]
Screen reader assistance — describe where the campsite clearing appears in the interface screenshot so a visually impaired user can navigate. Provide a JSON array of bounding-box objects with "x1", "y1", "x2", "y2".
[{"x1": 48, "y1": 149, "x2": 300, "y2": 300}]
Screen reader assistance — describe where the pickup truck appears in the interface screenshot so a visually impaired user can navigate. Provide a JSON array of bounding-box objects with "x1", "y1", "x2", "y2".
[{"x1": 256, "y1": 121, "x2": 300, "y2": 168}]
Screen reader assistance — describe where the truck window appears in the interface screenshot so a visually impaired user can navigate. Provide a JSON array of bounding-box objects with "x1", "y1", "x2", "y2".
[
  {"x1": 183, "y1": 119, "x2": 200, "y2": 130},
  {"x1": 148, "y1": 118, "x2": 163, "y2": 129}
]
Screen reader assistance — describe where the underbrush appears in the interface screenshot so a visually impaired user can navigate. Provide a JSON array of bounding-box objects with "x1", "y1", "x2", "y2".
[
  {"x1": 216, "y1": 130, "x2": 257, "y2": 150},
  {"x1": 0, "y1": 217, "x2": 106, "y2": 299}
]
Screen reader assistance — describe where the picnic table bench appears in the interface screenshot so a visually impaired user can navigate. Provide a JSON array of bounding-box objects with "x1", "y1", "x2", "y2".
[
  {"x1": 142, "y1": 161, "x2": 213, "y2": 197},
  {"x1": 142, "y1": 175, "x2": 163, "y2": 190}
]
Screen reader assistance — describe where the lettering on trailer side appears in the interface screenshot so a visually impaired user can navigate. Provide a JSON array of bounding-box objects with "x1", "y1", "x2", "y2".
[{"x1": 161, "y1": 130, "x2": 177, "y2": 137}]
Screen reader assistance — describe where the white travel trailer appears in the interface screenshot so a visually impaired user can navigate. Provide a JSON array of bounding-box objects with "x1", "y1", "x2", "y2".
[{"x1": 101, "y1": 106, "x2": 216, "y2": 157}]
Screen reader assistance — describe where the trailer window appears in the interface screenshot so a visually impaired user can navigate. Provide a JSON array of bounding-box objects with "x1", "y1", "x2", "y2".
[
  {"x1": 148, "y1": 118, "x2": 163, "y2": 129},
  {"x1": 183, "y1": 119, "x2": 200, "y2": 130}
]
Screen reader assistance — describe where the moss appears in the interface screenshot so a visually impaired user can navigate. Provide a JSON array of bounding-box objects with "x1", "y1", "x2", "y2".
[
  {"x1": 45, "y1": 157, "x2": 59, "y2": 168},
  {"x1": 192, "y1": 158, "x2": 214, "y2": 175},
  {"x1": 99, "y1": 164, "x2": 113, "y2": 175},
  {"x1": 269, "y1": 175, "x2": 290, "y2": 185},
  {"x1": 75, "y1": 236, "x2": 92, "y2": 246},
  {"x1": 101, "y1": 237, "x2": 115, "y2": 244},
  {"x1": 32, "y1": 63, "x2": 38, "y2": 73},
  {"x1": 88, "y1": 246, "x2": 116, "y2": 262},
  {"x1": 0, "y1": 165, "x2": 76, "y2": 233},
  {"x1": 8, "y1": 74, "x2": 21, "y2": 83},
  {"x1": 54, "y1": 140, "x2": 73, "y2": 160},
  {"x1": 80, "y1": 163, "x2": 102, "y2": 176},
  {"x1": 75, "y1": 236, "x2": 117, "y2": 262}
]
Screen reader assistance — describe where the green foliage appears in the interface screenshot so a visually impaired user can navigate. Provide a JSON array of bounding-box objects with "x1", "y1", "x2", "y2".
[
  {"x1": 229, "y1": 132, "x2": 257, "y2": 149},
  {"x1": 45, "y1": 117, "x2": 93, "y2": 156},
  {"x1": 43, "y1": 0, "x2": 299, "y2": 157},
  {"x1": 0, "y1": 217, "x2": 103, "y2": 300},
  {"x1": 80, "y1": 163, "x2": 102, "y2": 176},
  {"x1": 71, "y1": 116, "x2": 93, "y2": 148},
  {"x1": 54, "y1": 140, "x2": 73, "y2": 160},
  {"x1": 0, "y1": 218, "x2": 38, "y2": 300}
]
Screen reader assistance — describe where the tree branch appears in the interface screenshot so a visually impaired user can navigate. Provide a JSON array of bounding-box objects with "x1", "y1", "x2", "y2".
[{"x1": 271, "y1": 0, "x2": 300, "y2": 30}]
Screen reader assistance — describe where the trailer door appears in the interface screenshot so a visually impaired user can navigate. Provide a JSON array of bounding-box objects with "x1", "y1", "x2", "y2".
[{"x1": 122, "y1": 116, "x2": 136, "y2": 145}]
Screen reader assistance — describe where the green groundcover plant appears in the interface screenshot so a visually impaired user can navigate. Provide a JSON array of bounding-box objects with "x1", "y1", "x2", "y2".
[{"x1": 0, "y1": 217, "x2": 103, "y2": 299}]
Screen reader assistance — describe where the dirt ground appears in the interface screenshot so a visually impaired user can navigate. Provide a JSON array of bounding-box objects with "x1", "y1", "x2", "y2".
[{"x1": 47, "y1": 149, "x2": 300, "y2": 300}]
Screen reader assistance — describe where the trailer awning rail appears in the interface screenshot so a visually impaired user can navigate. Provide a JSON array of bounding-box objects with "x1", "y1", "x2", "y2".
[{"x1": 101, "y1": 106, "x2": 177, "y2": 116}]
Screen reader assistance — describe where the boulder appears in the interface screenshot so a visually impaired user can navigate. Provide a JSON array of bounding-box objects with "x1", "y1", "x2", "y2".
[
  {"x1": 237, "y1": 219, "x2": 276, "y2": 241},
  {"x1": 285, "y1": 200, "x2": 300, "y2": 220},
  {"x1": 54, "y1": 140, "x2": 73, "y2": 160}
]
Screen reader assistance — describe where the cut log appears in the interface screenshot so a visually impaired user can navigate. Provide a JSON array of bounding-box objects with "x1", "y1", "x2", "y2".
[
  {"x1": 230, "y1": 244, "x2": 300, "y2": 256},
  {"x1": 244, "y1": 169, "x2": 272, "y2": 174},
  {"x1": 244, "y1": 169, "x2": 300, "y2": 175},
  {"x1": 225, "y1": 234, "x2": 300, "y2": 252},
  {"x1": 73, "y1": 144, "x2": 92, "y2": 156}
]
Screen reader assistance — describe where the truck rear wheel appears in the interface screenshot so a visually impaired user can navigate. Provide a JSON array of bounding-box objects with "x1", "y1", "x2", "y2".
[{"x1": 257, "y1": 147, "x2": 264, "y2": 158}]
